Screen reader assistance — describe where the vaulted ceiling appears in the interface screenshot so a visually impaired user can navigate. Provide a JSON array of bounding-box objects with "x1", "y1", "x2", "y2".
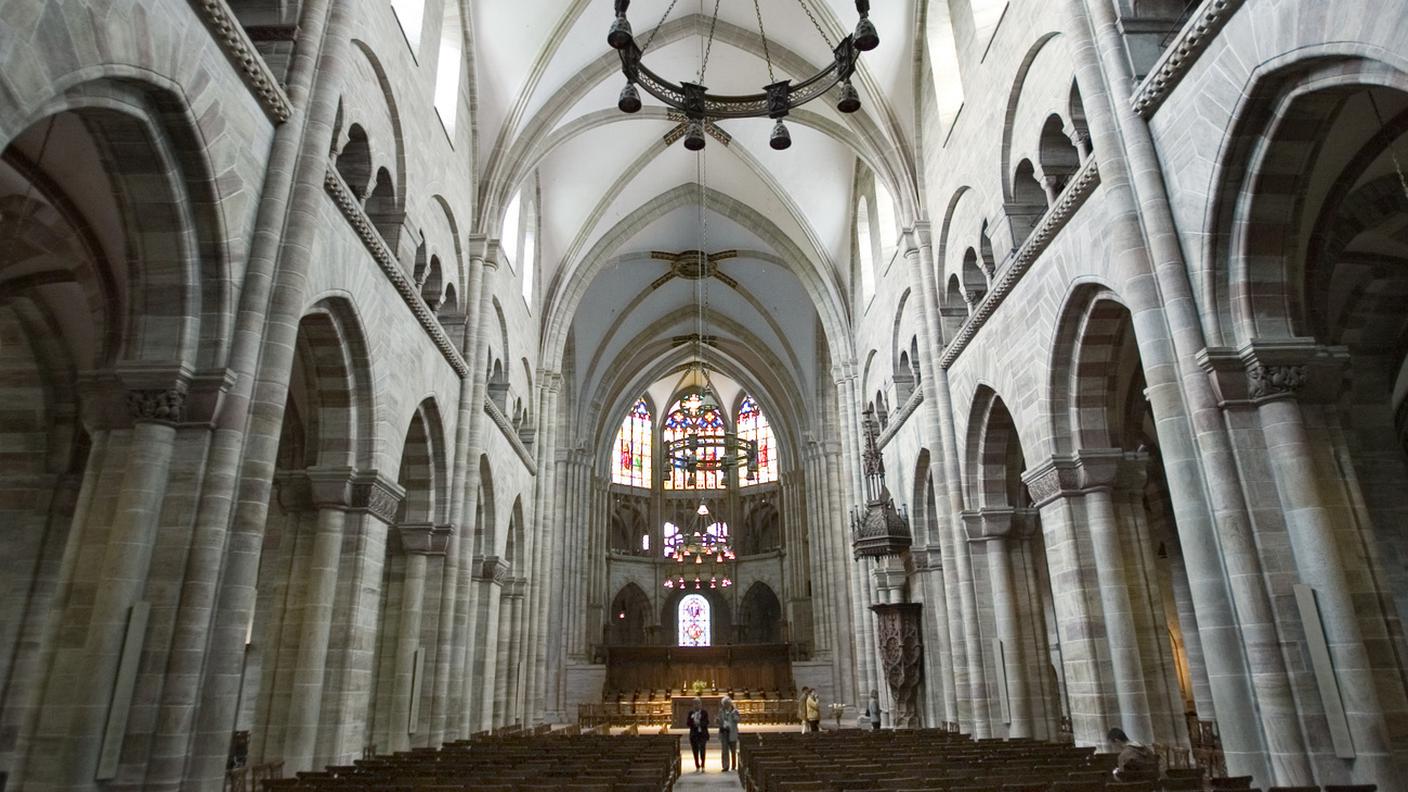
[{"x1": 470, "y1": 0, "x2": 922, "y2": 449}]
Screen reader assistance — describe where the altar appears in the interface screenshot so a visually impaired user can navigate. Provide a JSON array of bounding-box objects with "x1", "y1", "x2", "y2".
[{"x1": 671, "y1": 695, "x2": 723, "y2": 728}]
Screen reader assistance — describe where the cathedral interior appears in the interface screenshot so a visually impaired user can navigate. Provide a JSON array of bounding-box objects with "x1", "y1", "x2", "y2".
[{"x1": 2, "y1": 0, "x2": 1408, "y2": 790}]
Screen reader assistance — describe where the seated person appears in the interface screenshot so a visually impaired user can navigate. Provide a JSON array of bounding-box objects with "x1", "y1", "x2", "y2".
[{"x1": 1108, "y1": 727, "x2": 1160, "y2": 780}]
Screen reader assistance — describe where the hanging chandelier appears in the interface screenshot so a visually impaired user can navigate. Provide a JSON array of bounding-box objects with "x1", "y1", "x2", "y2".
[
  {"x1": 663, "y1": 368, "x2": 760, "y2": 488},
  {"x1": 664, "y1": 501, "x2": 737, "y2": 590},
  {"x1": 608, "y1": 0, "x2": 879, "y2": 150}
]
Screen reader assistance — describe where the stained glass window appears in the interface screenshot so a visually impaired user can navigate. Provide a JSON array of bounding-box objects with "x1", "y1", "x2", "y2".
[
  {"x1": 663, "y1": 393, "x2": 726, "y2": 490},
  {"x1": 613, "y1": 398, "x2": 652, "y2": 487},
  {"x1": 736, "y1": 395, "x2": 779, "y2": 485},
  {"x1": 662, "y1": 522, "x2": 679, "y2": 558},
  {"x1": 678, "y1": 594, "x2": 711, "y2": 647}
]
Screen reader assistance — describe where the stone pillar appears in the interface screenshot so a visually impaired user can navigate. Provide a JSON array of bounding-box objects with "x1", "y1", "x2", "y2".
[
  {"x1": 914, "y1": 547, "x2": 956, "y2": 725},
  {"x1": 30, "y1": 373, "x2": 187, "y2": 788},
  {"x1": 871, "y1": 603, "x2": 924, "y2": 729},
  {"x1": 281, "y1": 468, "x2": 353, "y2": 772},
  {"x1": 967, "y1": 508, "x2": 1033, "y2": 738},
  {"x1": 390, "y1": 523, "x2": 450, "y2": 751},
  {"x1": 474, "y1": 556, "x2": 508, "y2": 730},
  {"x1": 1024, "y1": 456, "x2": 1117, "y2": 747},
  {"x1": 1203, "y1": 342, "x2": 1402, "y2": 785}
]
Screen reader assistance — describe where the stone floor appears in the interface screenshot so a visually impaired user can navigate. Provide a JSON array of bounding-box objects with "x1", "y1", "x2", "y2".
[{"x1": 673, "y1": 734, "x2": 743, "y2": 792}]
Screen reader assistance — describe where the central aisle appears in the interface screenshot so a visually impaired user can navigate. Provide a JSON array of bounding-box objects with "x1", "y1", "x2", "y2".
[{"x1": 674, "y1": 734, "x2": 745, "y2": 792}]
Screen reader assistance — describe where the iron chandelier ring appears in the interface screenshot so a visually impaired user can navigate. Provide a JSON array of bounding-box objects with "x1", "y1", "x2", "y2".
[{"x1": 608, "y1": 1, "x2": 877, "y2": 149}]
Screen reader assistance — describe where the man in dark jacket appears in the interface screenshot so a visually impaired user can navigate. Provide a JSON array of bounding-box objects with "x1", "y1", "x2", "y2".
[{"x1": 688, "y1": 697, "x2": 710, "y2": 772}]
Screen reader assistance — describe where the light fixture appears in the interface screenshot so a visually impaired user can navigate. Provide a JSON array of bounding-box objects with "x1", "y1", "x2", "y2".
[
  {"x1": 609, "y1": 0, "x2": 878, "y2": 149},
  {"x1": 662, "y1": 374, "x2": 761, "y2": 488},
  {"x1": 663, "y1": 500, "x2": 735, "y2": 589}
]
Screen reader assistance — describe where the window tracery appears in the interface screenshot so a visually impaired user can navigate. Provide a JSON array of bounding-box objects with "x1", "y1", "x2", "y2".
[
  {"x1": 737, "y1": 395, "x2": 778, "y2": 485},
  {"x1": 613, "y1": 398, "x2": 652, "y2": 488},
  {"x1": 663, "y1": 393, "x2": 726, "y2": 490},
  {"x1": 678, "y1": 594, "x2": 711, "y2": 647}
]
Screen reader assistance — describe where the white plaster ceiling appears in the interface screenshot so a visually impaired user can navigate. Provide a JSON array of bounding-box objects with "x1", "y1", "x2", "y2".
[{"x1": 469, "y1": 0, "x2": 919, "y2": 441}]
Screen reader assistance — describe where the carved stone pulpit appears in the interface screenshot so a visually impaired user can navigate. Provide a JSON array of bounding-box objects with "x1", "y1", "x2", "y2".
[{"x1": 870, "y1": 602, "x2": 923, "y2": 728}]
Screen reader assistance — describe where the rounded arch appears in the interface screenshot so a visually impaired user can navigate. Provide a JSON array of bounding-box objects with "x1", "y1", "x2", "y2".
[
  {"x1": 2, "y1": 76, "x2": 232, "y2": 372},
  {"x1": 1048, "y1": 283, "x2": 1142, "y2": 453},
  {"x1": 395, "y1": 397, "x2": 447, "y2": 524},
  {"x1": 474, "y1": 454, "x2": 496, "y2": 556},
  {"x1": 505, "y1": 495, "x2": 526, "y2": 568},
  {"x1": 965, "y1": 386, "x2": 1030, "y2": 508},
  {"x1": 290, "y1": 297, "x2": 377, "y2": 469},
  {"x1": 1205, "y1": 52, "x2": 1408, "y2": 347}
]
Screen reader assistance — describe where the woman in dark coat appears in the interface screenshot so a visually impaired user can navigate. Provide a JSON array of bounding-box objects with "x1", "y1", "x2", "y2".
[{"x1": 687, "y1": 696, "x2": 710, "y2": 772}]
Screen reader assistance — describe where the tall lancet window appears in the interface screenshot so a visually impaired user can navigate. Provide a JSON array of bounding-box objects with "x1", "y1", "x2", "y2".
[
  {"x1": 613, "y1": 398, "x2": 652, "y2": 487},
  {"x1": 663, "y1": 393, "x2": 725, "y2": 490},
  {"x1": 736, "y1": 395, "x2": 778, "y2": 485},
  {"x1": 678, "y1": 594, "x2": 711, "y2": 647}
]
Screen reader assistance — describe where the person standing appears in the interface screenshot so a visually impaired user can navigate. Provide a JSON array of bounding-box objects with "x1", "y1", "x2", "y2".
[
  {"x1": 797, "y1": 688, "x2": 810, "y2": 733},
  {"x1": 805, "y1": 689, "x2": 821, "y2": 733},
  {"x1": 864, "y1": 690, "x2": 882, "y2": 732},
  {"x1": 687, "y1": 697, "x2": 710, "y2": 773},
  {"x1": 718, "y1": 696, "x2": 741, "y2": 772}
]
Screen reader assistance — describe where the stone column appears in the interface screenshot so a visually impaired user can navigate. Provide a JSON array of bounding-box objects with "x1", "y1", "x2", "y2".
[
  {"x1": 908, "y1": 224, "x2": 986, "y2": 736},
  {"x1": 1204, "y1": 342, "x2": 1400, "y2": 785},
  {"x1": 280, "y1": 468, "x2": 354, "y2": 772},
  {"x1": 1024, "y1": 456, "x2": 1117, "y2": 747},
  {"x1": 914, "y1": 547, "x2": 956, "y2": 725},
  {"x1": 389, "y1": 523, "x2": 449, "y2": 751},
  {"x1": 1062, "y1": 0, "x2": 1305, "y2": 782},
  {"x1": 1081, "y1": 455, "x2": 1155, "y2": 743},
  {"x1": 474, "y1": 556, "x2": 508, "y2": 730},
  {"x1": 31, "y1": 374, "x2": 187, "y2": 788},
  {"x1": 967, "y1": 508, "x2": 1033, "y2": 738},
  {"x1": 1166, "y1": 542, "x2": 1214, "y2": 719}
]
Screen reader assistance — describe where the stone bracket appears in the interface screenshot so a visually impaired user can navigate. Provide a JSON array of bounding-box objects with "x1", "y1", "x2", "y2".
[
  {"x1": 399, "y1": 522, "x2": 454, "y2": 555},
  {"x1": 1197, "y1": 339, "x2": 1348, "y2": 407}
]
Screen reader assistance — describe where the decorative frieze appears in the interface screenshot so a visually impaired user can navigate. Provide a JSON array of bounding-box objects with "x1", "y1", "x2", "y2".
[
  {"x1": 941, "y1": 159, "x2": 1101, "y2": 369},
  {"x1": 877, "y1": 384, "x2": 924, "y2": 451},
  {"x1": 324, "y1": 164, "x2": 470, "y2": 378},
  {"x1": 1130, "y1": 0, "x2": 1244, "y2": 119},
  {"x1": 189, "y1": 0, "x2": 294, "y2": 123},
  {"x1": 484, "y1": 397, "x2": 539, "y2": 474}
]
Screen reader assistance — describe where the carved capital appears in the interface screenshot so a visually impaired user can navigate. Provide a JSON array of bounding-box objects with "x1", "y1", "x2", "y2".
[
  {"x1": 473, "y1": 554, "x2": 511, "y2": 584},
  {"x1": 962, "y1": 507, "x2": 1015, "y2": 543},
  {"x1": 1197, "y1": 339, "x2": 1348, "y2": 406},
  {"x1": 1022, "y1": 449, "x2": 1124, "y2": 507},
  {"x1": 399, "y1": 522, "x2": 453, "y2": 555},
  {"x1": 352, "y1": 473, "x2": 405, "y2": 523},
  {"x1": 127, "y1": 382, "x2": 189, "y2": 424},
  {"x1": 304, "y1": 467, "x2": 404, "y2": 522}
]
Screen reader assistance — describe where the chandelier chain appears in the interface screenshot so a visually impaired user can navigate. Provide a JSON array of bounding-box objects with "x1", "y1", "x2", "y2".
[
  {"x1": 794, "y1": 0, "x2": 835, "y2": 48},
  {"x1": 640, "y1": 0, "x2": 682, "y2": 54},
  {"x1": 698, "y1": 0, "x2": 722, "y2": 83},
  {"x1": 752, "y1": 0, "x2": 776, "y2": 84}
]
